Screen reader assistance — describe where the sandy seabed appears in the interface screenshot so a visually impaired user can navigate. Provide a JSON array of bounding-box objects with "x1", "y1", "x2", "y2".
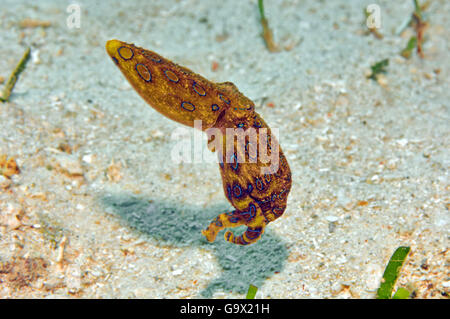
[{"x1": 0, "y1": 0, "x2": 448, "y2": 298}]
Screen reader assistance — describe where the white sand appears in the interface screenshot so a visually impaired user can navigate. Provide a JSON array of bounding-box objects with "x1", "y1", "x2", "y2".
[{"x1": 0, "y1": 0, "x2": 448, "y2": 298}]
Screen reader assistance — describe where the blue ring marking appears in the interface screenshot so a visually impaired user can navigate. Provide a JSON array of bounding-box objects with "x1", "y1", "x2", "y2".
[
  {"x1": 227, "y1": 185, "x2": 232, "y2": 200},
  {"x1": 164, "y1": 69, "x2": 179, "y2": 83},
  {"x1": 135, "y1": 63, "x2": 152, "y2": 82},
  {"x1": 230, "y1": 153, "x2": 238, "y2": 171},
  {"x1": 240, "y1": 203, "x2": 256, "y2": 222},
  {"x1": 142, "y1": 51, "x2": 162, "y2": 63},
  {"x1": 241, "y1": 212, "x2": 252, "y2": 221},
  {"x1": 271, "y1": 194, "x2": 277, "y2": 201},
  {"x1": 192, "y1": 81, "x2": 206, "y2": 96},
  {"x1": 219, "y1": 94, "x2": 230, "y2": 104},
  {"x1": 181, "y1": 101, "x2": 195, "y2": 112},
  {"x1": 255, "y1": 178, "x2": 264, "y2": 191},
  {"x1": 264, "y1": 173, "x2": 271, "y2": 184},
  {"x1": 211, "y1": 104, "x2": 220, "y2": 111},
  {"x1": 253, "y1": 119, "x2": 262, "y2": 128},
  {"x1": 213, "y1": 217, "x2": 223, "y2": 227},
  {"x1": 246, "y1": 183, "x2": 253, "y2": 193},
  {"x1": 144, "y1": 53, "x2": 162, "y2": 63},
  {"x1": 246, "y1": 227, "x2": 262, "y2": 239},
  {"x1": 248, "y1": 203, "x2": 256, "y2": 218},
  {"x1": 118, "y1": 46, "x2": 133, "y2": 60},
  {"x1": 240, "y1": 236, "x2": 250, "y2": 245},
  {"x1": 226, "y1": 212, "x2": 240, "y2": 223},
  {"x1": 278, "y1": 189, "x2": 286, "y2": 199},
  {"x1": 237, "y1": 123, "x2": 244, "y2": 128},
  {"x1": 233, "y1": 184, "x2": 242, "y2": 198},
  {"x1": 272, "y1": 207, "x2": 284, "y2": 217}
]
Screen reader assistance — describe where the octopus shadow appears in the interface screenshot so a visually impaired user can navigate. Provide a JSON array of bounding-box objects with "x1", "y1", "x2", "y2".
[{"x1": 101, "y1": 194, "x2": 288, "y2": 298}]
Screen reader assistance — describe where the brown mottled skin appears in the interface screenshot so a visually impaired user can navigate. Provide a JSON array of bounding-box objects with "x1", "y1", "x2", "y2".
[{"x1": 106, "y1": 40, "x2": 291, "y2": 245}]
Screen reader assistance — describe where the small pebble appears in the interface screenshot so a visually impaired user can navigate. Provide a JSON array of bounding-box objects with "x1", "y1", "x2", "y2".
[
  {"x1": 172, "y1": 269, "x2": 183, "y2": 276},
  {"x1": 0, "y1": 175, "x2": 12, "y2": 189},
  {"x1": 1, "y1": 202, "x2": 24, "y2": 230},
  {"x1": 49, "y1": 153, "x2": 84, "y2": 176},
  {"x1": 325, "y1": 215, "x2": 339, "y2": 222}
]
